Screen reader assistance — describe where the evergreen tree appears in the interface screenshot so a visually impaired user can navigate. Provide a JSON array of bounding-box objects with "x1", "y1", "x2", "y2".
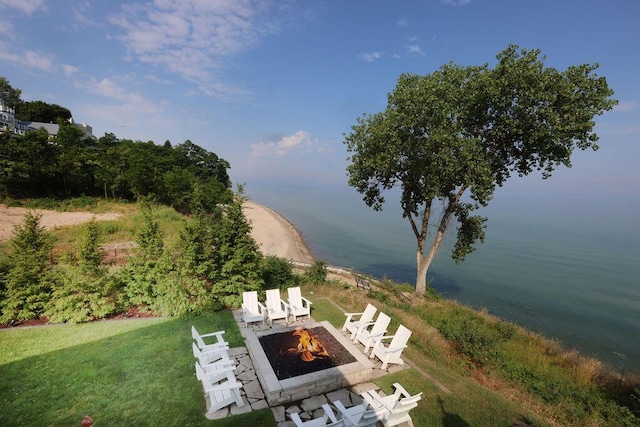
[
  {"x1": 0, "y1": 212, "x2": 54, "y2": 323},
  {"x1": 120, "y1": 203, "x2": 166, "y2": 308},
  {"x1": 44, "y1": 218, "x2": 117, "y2": 323},
  {"x1": 211, "y1": 197, "x2": 264, "y2": 307}
]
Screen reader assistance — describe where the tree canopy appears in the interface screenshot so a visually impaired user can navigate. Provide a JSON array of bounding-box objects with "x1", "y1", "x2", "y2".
[
  {"x1": 15, "y1": 100, "x2": 72, "y2": 123},
  {"x1": 0, "y1": 77, "x2": 21, "y2": 108},
  {"x1": 344, "y1": 45, "x2": 617, "y2": 296}
]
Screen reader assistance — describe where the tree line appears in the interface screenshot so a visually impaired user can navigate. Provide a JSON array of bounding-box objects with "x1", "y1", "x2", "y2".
[{"x1": 0, "y1": 126, "x2": 232, "y2": 215}]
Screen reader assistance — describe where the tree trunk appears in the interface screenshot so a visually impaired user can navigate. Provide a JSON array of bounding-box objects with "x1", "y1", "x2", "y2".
[
  {"x1": 414, "y1": 227, "x2": 445, "y2": 296},
  {"x1": 414, "y1": 188, "x2": 465, "y2": 296}
]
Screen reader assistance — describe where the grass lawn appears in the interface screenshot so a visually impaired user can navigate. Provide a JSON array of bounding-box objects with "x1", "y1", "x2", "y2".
[
  {"x1": 0, "y1": 312, "x2": 275, "y2": 426},
  {"x1": 2, "y1": 288, "x2": 549, "y2": 426}
]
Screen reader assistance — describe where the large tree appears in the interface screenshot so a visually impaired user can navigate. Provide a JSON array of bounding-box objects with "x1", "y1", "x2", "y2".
[{"x1": 344, "y1": 45, "x2": 617, "y2": 296}]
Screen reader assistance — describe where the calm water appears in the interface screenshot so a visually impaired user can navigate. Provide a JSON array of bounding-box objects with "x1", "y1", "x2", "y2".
[{"x1": 249, "y1": 184, "x2": 640, "y2": 374}]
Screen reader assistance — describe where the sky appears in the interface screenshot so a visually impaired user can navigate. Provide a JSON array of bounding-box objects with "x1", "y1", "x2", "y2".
[{"x1": 1, "y1": 0, "x2": 638, "y2": 201}]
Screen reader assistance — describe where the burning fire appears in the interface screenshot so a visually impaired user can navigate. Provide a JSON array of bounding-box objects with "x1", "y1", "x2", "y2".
[{"x1": 288, "y1": 328, "x2": 329, "y2": 362}]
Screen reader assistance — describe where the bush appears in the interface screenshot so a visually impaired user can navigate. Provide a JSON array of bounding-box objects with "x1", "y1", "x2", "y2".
[
  {"x1": 261, "y1": 256, "x2": 298, "y2": 290},
  {"x1": 45, "y1": 265, "x2": 118, "y2": 323},
  {"x1": 305, "y1": 260, "x2": 327, "y2": 284},
  {"x1": 434, "y1": 307, "x2": 501, "y2": 367}
]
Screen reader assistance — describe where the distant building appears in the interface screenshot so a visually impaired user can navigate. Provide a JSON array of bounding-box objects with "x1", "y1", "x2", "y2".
[{"x1": 0, "y1": 100, "x2": 93, "y2": 138}]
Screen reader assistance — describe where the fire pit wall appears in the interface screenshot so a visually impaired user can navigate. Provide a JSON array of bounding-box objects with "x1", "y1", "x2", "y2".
[{"x1": 245, "y1": 320, "x2": 374, "y2": 406}]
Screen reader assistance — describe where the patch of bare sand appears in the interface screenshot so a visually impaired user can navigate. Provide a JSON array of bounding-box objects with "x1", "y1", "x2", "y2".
[
  {"x1": 242, "y1": 201, "x2": 314, "y2": 264},
  {"x1": 0, "y1": 205, "x2": 121, "y2": 242}
]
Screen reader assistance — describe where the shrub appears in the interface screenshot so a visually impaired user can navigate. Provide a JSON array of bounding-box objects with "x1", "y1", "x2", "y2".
[
  {"x1": 305, "y1": 260, "x2": 327, "y2": 284},
  {"x1": 45, "y1": 265, "x2": 118, "y2": 323},
  {"x1": 261, "y1": 256, "x2": 298, "y2": 290}
]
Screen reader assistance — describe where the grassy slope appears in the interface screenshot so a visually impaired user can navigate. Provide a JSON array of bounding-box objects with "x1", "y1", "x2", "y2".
[
  {"x1": 1, "y1": 302, "x2": 540, "y2": 427},
  {"x1": 1, "y1": 198, "x2": 635, "y2": 426}
]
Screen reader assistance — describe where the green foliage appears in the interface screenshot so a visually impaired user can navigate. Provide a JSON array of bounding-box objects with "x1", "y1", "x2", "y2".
[
  {"x1": 429, "y1": 306, "x2": 519, "y2": 368},
  {"x1": 212, "y1": 198, "x2": 264, "y2": 307},
  {"x1": 261, "y1": 256, "x2": 299, "y2": 290},
  {"x1": 0, "y1": 212, "x2": 54, "y2": 323},
  {"x1": 148, "y1": 267, "x2": 221, "y2": 317},
  {"x1": 0, "y1": 76, "x2": 22, "y2": 108},
  {"x1": 77, "y1": 218, "x2": 104, "y2": 268},
  {"x1": 344, "y1": 44, "x2": 617, "y2": 295},
  {"x1": 120, "y1": 205, "x2": 166, "y2": 308},
  {"x1": 45, "y1": 265, "x2": 118, "y2": 323},
  {"x1": 305, "y1": 260, "x2": 327, "y2": 284},
  {"x1": 0, "y1": 91, "x2": 232, "y2": 205},
  {"x1": 15, "y1": 100, "x2": 72, "y2": 122}
]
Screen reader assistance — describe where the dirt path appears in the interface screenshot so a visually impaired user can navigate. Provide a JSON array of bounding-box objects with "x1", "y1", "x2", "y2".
[{"x1": 0, "y1": 205, "x2": 121, "y2": 242}]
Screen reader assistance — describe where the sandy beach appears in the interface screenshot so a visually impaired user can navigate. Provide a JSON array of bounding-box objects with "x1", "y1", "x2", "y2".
[{"x1": 242, "y1": 201, "x2": 315, "y2": 264}]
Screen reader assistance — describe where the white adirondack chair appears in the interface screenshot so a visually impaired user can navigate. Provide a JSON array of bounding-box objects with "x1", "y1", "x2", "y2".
[
  {"x1": 191, "y1": 326, "x2": 229, "y2": 353},
  {"x1": 369, "y1": 324, "x2": 411, "y2": 370},
  {"x1": 287, "y1": 286, "x2": 312, "y2": 323},
  {"x1": 195, "y1": 361, "x2": 245, "y2": 414},
  {"x1": 265, "y1": 288, "x2": 289, "y2": 326},
  {"x1": 355, "y1": 312, "x2": 391, "y2": 354},
  {"x1": 241, "y1": 291, "x2": 266, "y2": 327},
  {"x1": 342, "y1": 303, "x2": 377, "y2": 340},
  {"x1": 363, "y1": 383, "x2": 423, "y2": 427},
  {"x1": 289, "y1": 403, "x2": 345, "y2": 427},
  {"x1": 194, "y1": 355, "x2": 236, "y2": 385},
  {"x1": 192, "y1": 342, "x2": 233, "y2": 372},
  {"x1": 334, "y1": 399, "x2": 387, "y2": 427}
]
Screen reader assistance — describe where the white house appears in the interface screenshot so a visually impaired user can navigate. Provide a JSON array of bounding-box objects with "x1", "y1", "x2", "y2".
[{"x1": 0, "y1": 100, "x2": 92, "y2": 138}]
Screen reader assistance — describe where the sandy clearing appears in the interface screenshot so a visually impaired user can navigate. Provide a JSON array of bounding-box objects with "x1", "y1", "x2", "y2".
[{"x1": 0, "y1": 205, "x2": 121, "y2": 242}]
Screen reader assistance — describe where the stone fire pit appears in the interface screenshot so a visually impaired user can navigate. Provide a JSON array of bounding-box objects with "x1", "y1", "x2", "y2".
[{"x1": 245, "y1": 320, "x2": 374, "y2": 406}]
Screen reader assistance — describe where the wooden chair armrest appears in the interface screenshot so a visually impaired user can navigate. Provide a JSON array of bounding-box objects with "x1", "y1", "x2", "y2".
[{"x1": 382, "y1": 344, "x2": 407, "y2": 355}]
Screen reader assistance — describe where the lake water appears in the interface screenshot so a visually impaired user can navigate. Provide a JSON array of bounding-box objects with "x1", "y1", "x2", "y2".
[{"x1": 248, "y1": 184, "x2": 639, "y2": 375}]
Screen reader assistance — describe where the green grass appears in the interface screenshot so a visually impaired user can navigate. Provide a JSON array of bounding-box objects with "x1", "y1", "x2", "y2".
[
  {"x1": 0, "y1": 312, "x2": 275, "y2": 426},
  {"x1": 307, "y1": 286, "x2": 547, "y2": 427}
]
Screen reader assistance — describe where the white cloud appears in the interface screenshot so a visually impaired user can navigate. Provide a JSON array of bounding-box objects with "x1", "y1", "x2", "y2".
[
  {"x1": 109, "y1": 0, "x2": 293, "y2": 98},
  {"x1": 358, "y1": 52, "x2": 384, "y2": 62},
  {"x1": 251, "y1": 130, "x2": 319, "y2": 158},
  {"x1": 406, "y1": 44, "x2": 425, "y2": 56},
  {"x1": 0, "y1": 46, "x2": 55, "y2": 72},
  {"x1": 396, "y1": 18, "x2": 408, "y2": 28},
  {"x1": 61, "y1": 64, "x2": 79, "y2": 77},
  {"x1": 0, "y1": 0, "x2": 46, "y2": 15}
]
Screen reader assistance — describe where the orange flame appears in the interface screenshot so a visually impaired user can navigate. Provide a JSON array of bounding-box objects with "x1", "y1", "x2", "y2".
[{"x1": 288, "y1": 328, "x2": 329, "y2": 362}]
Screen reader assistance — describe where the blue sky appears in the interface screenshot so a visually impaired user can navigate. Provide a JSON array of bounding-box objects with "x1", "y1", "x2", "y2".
[{"x1": 1, "y1": 0, "x2": 638, "y2": 200}]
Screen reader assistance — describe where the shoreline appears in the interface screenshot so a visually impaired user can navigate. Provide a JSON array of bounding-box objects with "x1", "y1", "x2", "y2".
[{"x1": 242, "y1": 200, "x2": 315, "y2": 264}]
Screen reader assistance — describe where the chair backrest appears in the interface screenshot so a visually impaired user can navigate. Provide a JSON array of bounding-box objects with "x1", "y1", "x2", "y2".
[
  {"x1": 287, "y1": 286, "x2": 302, "y2": 305},
  {"x1": 192, "y1": 342, "x2": 202, "y2": 359},
  {"x1": 242, "y1": 291, "x2": 259, "y2": 312},
  {"x1": 389, "y1": 324, "x2": 412, "y2": 348},
  {"x1": 192, "y1": 329, "x2": 207, "y2": 350},
  {"x1": 371, "y1": 312, "x2": 391, "y2": 336},
  {"x1": 194, "y1": 360, "x2": 206, "y2": 382},
  {"x1": 361, "y1": 303, "x2": 377, "y2": 323},
  {"x1": 265, "y1": 289, "x2": 281, "y2": 311}
]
